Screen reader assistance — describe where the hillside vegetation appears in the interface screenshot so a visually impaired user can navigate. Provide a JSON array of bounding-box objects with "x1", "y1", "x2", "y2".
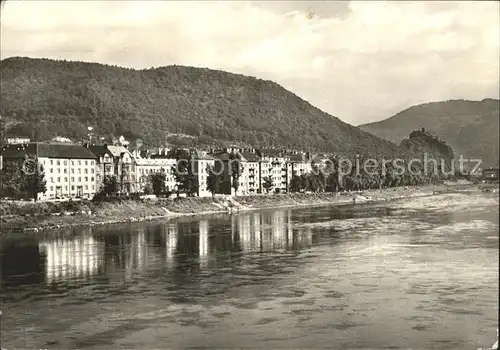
[
  {"x1": 0, "y1": 57, "x2": 408, "y2": 158},
  {"x1": 359, "y1": 99, "x2": 500, "y2": 167}
]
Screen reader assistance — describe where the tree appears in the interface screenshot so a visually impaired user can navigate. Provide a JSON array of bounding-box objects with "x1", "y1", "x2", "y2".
[
  {"x1": 289, "y1": 173, "x2": 303, "y2": 192},
  {"x1": 229, "y1": 153, "x2": 243, "y2": 194},
  {"x1": 170, "y1": 148, "x2": 198, "y2": 196},
  {"x1": 262, "y1": 176, "x2": 273, "y2": 193},
  {"x1": 150, "y1": 172, "x2": 166, "y2": 197},
  {"x1": 0, "y1": 160, "x2": 24, "y2": 199},
  {"x1": 326, "y1": 173, "x2": 340, "y2": 192},
  {"x1": 102, "y1": 175, "x2": 118, "y2": 196},
  {"x1": 306, "y1": 164, "x2": 326, "y2": 192},
  {"x1": 22, "y1": 155, "x2": 47, "y2": 201},
  {"x1": 206, "y1": 164, "x2": 221, "y2": 198}
]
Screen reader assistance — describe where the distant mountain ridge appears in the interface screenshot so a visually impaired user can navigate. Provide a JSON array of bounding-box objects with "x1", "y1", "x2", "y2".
[
  {"x1": 0, "y1": 56, "x2": 407, "y2": 159},
  {"x1": 359, "y1": 99, "x2": 500, "y2": 167}
]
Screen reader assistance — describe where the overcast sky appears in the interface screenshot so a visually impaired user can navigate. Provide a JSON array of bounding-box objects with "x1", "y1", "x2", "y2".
[{"x1": 1, "y1": 0, "x2": 498, "y2": 125}]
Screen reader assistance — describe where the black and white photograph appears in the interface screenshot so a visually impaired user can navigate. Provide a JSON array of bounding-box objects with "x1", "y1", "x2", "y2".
[{"x1": 0, "y1": 1, "x2": 498, "y2": 349}]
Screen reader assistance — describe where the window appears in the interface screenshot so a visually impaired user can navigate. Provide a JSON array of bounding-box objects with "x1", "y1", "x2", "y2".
[
  {"x1": 57, "y1": 177, "x2": 60, "y2": 182},
  {"x1": 57, "y1": 168, "x2": 60, "y2": 174},
  {"x1": 71, "y1": 185, "x2": 75, "y2": 190},
  {"x1": 50, "y1": 160, "x2": 53, "y2": 165},
  {"x1": 85, "y1": 161, "x2": 88, "y2": 166},
  {"x1": 78, "y1": 168, "x2": 81, "y2": 173},
  {"x1": 78, "y1": 160, "x2": 81, "y2": 165},
  {"x1": 91, "y1": 177, "x2": 94, "y2": 182},
  {"x1": 64, "y1": 169, "x2": 67, "y2": 174},
  {"x1": 64, "y1": 160, "x2": 67, "y2": 165},
  {"x1": 64, "y1": 177, "x2": 68, "y2": 182},
  {"x1": 49, "y1": 168, "x2": 53, "y2": 173},
  {"x1": 71, "y1": 177, "x2": 75, "y2": 182},
  {"x1": 56, "y1": 160, "x2": 60, "y2": 165},
  {"x1": 91, "y1": 185, "x2": 94, "y2": 190},
  {"x1": 71, "y1": 160, "x2": 74, "y2": 165},
  {"x1": 78, "y1": 177, "x2": 81, "y2": 182},
  {"x1": 84, "y1": 176, "x2": 88, "y2": 182},
  {"x1": 84, "y1": 169, "x2": 88, "y2": 174},
  {"x1": 85, "y1": 185, "x2": 88, "y2": 190},
  {"x1": 50, "y1": 186, "x2": 53, "y2": 191},
  {"x1": 65, "y1": 186, "x2": 68, "y2": 191},
  {"x1": 71, "y1": 169, "x2": 74, "y2": 174},
  {"x1": 91, "y1": 168, "x2": 94, "y2": 173}
]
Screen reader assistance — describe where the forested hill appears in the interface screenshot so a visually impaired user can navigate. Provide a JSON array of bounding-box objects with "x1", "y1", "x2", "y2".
[
  {"x1": 359, "y1": 99, "x2": 500, "y2": 167},
  {"x1": 0, "y1": 57, "x2": 406, "y2": 158}
]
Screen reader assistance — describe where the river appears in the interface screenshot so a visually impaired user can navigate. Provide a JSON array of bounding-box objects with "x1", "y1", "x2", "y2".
[{"x1": 0, "y1": 191, "x2": 498, "y2": 349}]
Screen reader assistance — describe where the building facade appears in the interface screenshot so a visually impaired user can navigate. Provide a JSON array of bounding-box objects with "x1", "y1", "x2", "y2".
[
  {"x1": 238, "y1": 151, "x2": 261, "y2": 195},
  {"x1": 192, "y1": 150, "x2": 216, "y2": 197},
  {"x1": 88, "y1": 144, "x2": 137, "y2": 194},
  {"x1": 259, "y1": 150, "x2": 290, "y2": 193},
  {"x1": 135, "y1": 155, "x2": 177, "y2": 193},
  {"x1": 1, "y1": 142, "x2": 98, "y2": 200}
]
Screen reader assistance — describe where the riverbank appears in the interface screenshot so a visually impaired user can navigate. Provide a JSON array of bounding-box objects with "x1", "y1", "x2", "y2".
[{"x1": 0, "y1": 180, "x2": 490, "y2": 234}]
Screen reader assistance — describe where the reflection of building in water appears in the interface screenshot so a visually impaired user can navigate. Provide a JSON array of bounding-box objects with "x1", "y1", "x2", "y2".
[
  {"x1": 199, "y1": 220, "x2": 209, "y2": 267},
  {"x1": 271, "y1": 210, "x2": 287, "y2": 249},
  {"x1": 238, "y1": 214, "x2": 253, "y2": 251},
  {"x1": 253, "y1": 213, "x2": 261, "y2": 248},
  {"x1": 124, "y1": 229, "x2": 147, "y2": 279},
  {"x1": 165, "y1": 223, "x2": 178, "y2": 267},
  {"x1": 295, "y1": 226, "x2": 314, "y2": 247},
  {"x1": 39, "y1": 233, "x2": 104, "y2": 284},
  {"x1": 231, "y1": 215, "x2": 237, "y2": 244},
  {"x1": 230, "y1": 210, "x2": 311, "y2": 253},
  {"x1": 237, "y1": 213, "x2": 270, "y2": 252},
  {"x1": 256, "y1": 210, "x2": 294, "y2": 252}
]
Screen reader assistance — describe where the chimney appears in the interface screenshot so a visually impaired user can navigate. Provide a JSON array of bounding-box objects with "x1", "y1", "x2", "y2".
[{"x1": 421, "y1": 127, "x2": 425, "y2": 132}]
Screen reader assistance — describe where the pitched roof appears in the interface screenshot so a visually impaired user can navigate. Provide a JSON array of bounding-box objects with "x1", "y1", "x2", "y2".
[
  {"x1": 289, "y1": 153, "x2": 306, "y2": 162},
  {"x1": 213, "y1": 151, "x2": 231, "y2": 161},
  {"x1": 88, "y1": 145, "x2": 112, "y2": 158},
  {"x1": 0, "y1": 143, "x2": 37, "y2": 158},
  {"x1": 259, "y1": 149, "x2": 284, "y2": 157},
  {"x1": 239, "y1": 151, "x2": 261, "y2": 162},
  {"x1": 1, "y1": 143, "x2": 98, "y2": 159},
  {"x1": 106, "y1": 145, "x2": 130, "y2": 157}
]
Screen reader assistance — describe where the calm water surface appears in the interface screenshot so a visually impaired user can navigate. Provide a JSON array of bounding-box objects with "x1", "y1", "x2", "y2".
[{"x1": 1, "y1": 192, "x2": 498, "y2": 349}]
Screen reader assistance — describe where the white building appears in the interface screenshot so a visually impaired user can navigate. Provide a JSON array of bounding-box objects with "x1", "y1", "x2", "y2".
[
  {"x1": 0, "y1": 142, "x2": 98, "y2": 200},
  {"x1": 236, "y1": 151, "x2": 261, "y2": 195},
  {"x1": 260, "y1": 150, "x2": 290, "y2": 193},
  {"x1": 88, "y1": 144, "x2": 137, "y2": 193},
  {"x1": 134, "y1": 155, "x2": 177, "y2": 193},
  {"x1": 192, "y1": 150, "x2": 215, "y2": 197},
  {"x1": 7, "y1": 137, "x2": 31, "y2": 144},
  {"x1": 287, "y1": 153, "x2": 312, "y2": 191}
]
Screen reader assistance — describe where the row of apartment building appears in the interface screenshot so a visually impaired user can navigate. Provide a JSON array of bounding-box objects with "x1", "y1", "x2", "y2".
[{"x1": 0, "y1": 141, "x2": 325, "y2": 201}]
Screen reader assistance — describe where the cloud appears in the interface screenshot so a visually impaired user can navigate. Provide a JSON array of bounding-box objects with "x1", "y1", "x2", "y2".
[{"x1": 1, "y1": 0, "x2": 498, "y2": 125}]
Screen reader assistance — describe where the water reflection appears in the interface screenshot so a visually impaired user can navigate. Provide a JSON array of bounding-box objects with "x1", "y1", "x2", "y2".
[
  {"x1": 1, "y1": 210, "x2": 318, "y2": 290},
  {"x1": 39, "y1": 230, "x2": 105, "y2": 284},
  {"x1": 0, "y1": 192, "x2": 498, "y2": 349},
  {"x1": 1, "y1": 199, "x2": 491, "y2": 291},
  {"x1": 165, "y1": 223, "x2": 178, "y2": 267},
  {"x1": 0, "y1": 238, "x2": 46, "y2": 287}
]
